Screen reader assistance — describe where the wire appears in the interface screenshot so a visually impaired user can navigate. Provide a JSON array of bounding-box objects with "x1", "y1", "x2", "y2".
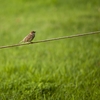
[{"x1": 0, "y1": 31, "x2": 100, "y2": 49}]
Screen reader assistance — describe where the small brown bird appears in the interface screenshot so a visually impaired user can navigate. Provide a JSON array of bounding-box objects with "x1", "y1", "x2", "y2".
[{"x1": 20, "y1": 31, "x2": 36, "y2": 43}]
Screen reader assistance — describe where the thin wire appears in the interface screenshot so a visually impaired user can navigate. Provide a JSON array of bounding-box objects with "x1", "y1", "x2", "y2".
[{"x1": 0, "y1": 31, "x2": 100, "y2": 49}]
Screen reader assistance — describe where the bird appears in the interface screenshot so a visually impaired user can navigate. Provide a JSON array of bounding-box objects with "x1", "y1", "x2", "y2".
[{"x1": 20, "y1": 31, "x2": 36, "y2": 43}]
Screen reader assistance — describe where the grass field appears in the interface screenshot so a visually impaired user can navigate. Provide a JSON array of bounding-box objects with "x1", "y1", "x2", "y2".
[{"x1": 0, "y1": 0, "x2": 100, "y2": 99}]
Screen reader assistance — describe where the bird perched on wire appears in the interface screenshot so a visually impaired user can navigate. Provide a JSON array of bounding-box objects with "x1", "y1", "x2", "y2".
[{"x1": 20, "y1": 31, "x2": 36, "y2": 43}]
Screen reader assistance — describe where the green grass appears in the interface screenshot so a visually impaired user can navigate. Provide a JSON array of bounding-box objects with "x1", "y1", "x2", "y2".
[{"x1": 0, "y1": 0, "x2": 100, "y2": 99}]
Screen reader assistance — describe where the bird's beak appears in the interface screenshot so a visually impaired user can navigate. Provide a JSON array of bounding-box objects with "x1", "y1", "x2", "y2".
[{"x1": 33, "y1": 31, "x2": 36, "y2": 33}]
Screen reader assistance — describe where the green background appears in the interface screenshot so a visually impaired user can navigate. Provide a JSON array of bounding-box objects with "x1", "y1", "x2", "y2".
[{"x1": 0, "y1": 0, "x2": 100, "y2": 99}]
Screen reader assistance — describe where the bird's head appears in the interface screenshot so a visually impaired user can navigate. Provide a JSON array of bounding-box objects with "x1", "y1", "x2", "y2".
[{"x1": 31, "y1": 31, "x2": 36, "y2": 34}]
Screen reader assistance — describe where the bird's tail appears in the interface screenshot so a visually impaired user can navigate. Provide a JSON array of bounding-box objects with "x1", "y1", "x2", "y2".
[{"x1": 19, "y1": 40, "x2": 23, "y2": 43}]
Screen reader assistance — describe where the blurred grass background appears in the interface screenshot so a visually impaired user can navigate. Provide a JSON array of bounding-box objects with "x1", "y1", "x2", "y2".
[{"x1": 0, "y1": 0, "x2": 100, "y2": 99}]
